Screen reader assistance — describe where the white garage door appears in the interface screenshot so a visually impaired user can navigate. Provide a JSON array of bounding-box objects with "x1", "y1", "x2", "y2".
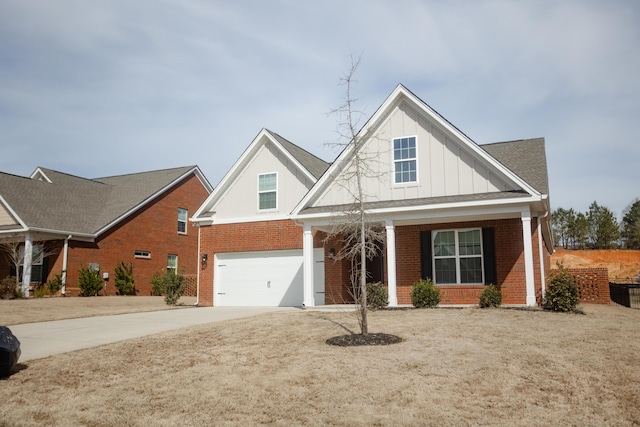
[{"x1": 214, "y1": 249, "x2": 324, "y2": 307}]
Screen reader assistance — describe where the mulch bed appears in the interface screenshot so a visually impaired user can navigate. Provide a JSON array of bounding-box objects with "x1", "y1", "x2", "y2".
[{"x1": 326, "y1": 333, "x2": 403, "y2": 347}]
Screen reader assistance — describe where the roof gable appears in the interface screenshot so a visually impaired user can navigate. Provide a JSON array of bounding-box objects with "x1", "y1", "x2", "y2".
[
  {"x1": 193, "y1": 129, "x2": 329, "y2": 223},
  {"x1": 0, "y1": 166, "x2": 211, "y2": 238},
  {"x1": 294, "y1": 84, "x2": 542, "y2": 215}
]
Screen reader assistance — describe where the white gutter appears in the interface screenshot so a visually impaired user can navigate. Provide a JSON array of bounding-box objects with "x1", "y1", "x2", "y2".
[{"x1": 62, "y1": 235, "x2": 72, "y2": 296}]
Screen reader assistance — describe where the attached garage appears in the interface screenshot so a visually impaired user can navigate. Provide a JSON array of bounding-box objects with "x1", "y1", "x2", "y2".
[{"x1": 214, "y1": 249, "x2": 324, "y2": 306}]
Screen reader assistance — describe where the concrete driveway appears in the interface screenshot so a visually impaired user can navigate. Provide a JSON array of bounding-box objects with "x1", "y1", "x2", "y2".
[{"x1": 10, "y1": 306, "x2": 297, "y2": 362}]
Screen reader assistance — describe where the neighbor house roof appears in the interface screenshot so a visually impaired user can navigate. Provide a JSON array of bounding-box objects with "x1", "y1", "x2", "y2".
[{"x1": 0, "y1": 165, "x2": 212, "y2": 238}]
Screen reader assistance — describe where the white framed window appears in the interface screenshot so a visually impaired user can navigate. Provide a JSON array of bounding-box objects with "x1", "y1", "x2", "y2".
[
  {"x1": 19, "y1": 245, "x2": 44, "y2": 283},
  {"x1": 393, "y1": 136, "x2": 417, "y2": 184},
  {"x1": 258, "y1": 172, "x2": 277, "y2": 210},
  {"x1": 177, "y1": 208, "x2": 187, "y2": 234},
  {"x1": 134, "y1": 250, "x2": 151, "y2": 259},
  {"x1": 167, "y1": 254, "x2": 178, "y2": 272},
  {"x1": 433, "y1": 229, "x2": 483, "y2": 284}
]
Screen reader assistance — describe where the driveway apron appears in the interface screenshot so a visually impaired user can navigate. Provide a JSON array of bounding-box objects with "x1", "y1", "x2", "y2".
[{"x1": 10, "y1": 307, "x2": 295, "y2": 362}]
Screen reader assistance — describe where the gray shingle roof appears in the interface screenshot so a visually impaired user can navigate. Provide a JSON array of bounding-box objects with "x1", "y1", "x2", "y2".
[
  {"x1": 0, "y1": 166, "x2": 199, "y2": 236},
  {"x1": 267, "y1": 130, "x2": 330, "y2": 179},
  {"x1": 481, "y1": 138, "x2": 549, "y2": 194}
]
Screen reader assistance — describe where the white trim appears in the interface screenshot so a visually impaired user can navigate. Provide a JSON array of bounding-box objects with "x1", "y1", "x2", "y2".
[
  {"x1": 22, "y1": 233, "x2": 33, "y2": 297},
  {"x1": 257, "y1": 172, "x2": 278, "y2": 212},
  {"x1": 292, "y1": 84, "x2": 542, "y2": 216},
  {"x1": 521, "y1": 209, "x2": 536, "y2": 306},
  {"x1": 29, "y1": 167, "x2": 52, "y2": 183},
  {"x1": 192, "y1": 129, "x2": 318, "y2": 220},
  {"x1": 385, "y1": 220, "x2": 398, "y2": 306},
  {"x1": 392, "y1": 135, "x2": 418, "y2": 185},
  {"x1": 302, "y1": 224, "x2": 315, "y2": 307},
  {"x1": 134, "y1": 250, "x2": 151, "y2": 259},
  {"x1": 95, "y1": 167, "x2": 202, "y2": 236},
  {"x1": 0, "y1": 195, "x2": 28, "y2": 230},
  {"x1": 432, "y1": 228, "x2": 484, "y2": 285},
  {"x1": 537, "y1": 217, "x2": 546, "y2": 299},
  {"x1": 178, "y1": 208, "x2": 188, "y2": 234}
]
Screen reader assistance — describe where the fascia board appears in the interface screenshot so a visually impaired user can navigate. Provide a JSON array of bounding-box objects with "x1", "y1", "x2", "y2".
[
  {"x1": 264, "y1": 130, "x2": 318, "y2": 183},
  {"x1": 193, "y1": 213, "x2": 294, "y2": 226},
  {"x1": 0, "y1": 195, "x2": 27, "y2": 229},
  {"x1": 94, "y1": 167, "x2": 201, "y2": 236},
  {"x1": 395, "y1": 86, "x2": 541, "y2": 197},
  {"x1": 192, "y1": 166, "x2": 214, "y2": 193},
  {"x1": 294, "y1": 194, "x2": 542, "y2": 222},
  {"x1": 292, "y1": 86, "x2": 409, "y2": 215},
  {"x1": 193, "y1": 129, "x2": 270, "y2": 219},
  {"x1": 29, "y1": 167, "x2": 52, "y2": 183}
]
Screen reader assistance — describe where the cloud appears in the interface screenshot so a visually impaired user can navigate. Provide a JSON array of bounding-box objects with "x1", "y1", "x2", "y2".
[{"x1": 0, "y1": 0, "x2": 638, "y2": 217}]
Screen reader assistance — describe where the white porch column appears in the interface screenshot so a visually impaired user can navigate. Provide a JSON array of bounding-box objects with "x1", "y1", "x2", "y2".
[
  {"x1": 22, "y1": 233, "x2": 33, "y2": 297},
  {"x1": 537, "y1": 219, "x2": 546, "y2": 299},
  {"x1": 62, "y1": 235, "x2": 71, "y2": 296},
  {"x1": 385, "y1": 220, "x2": 398, "y2": 307},
  {"x1": 302, "y1": 223, "x2": 315, "y2": 307},
  {"x1": 521, "y1": 210, "x2": 536, "y2": 306}
]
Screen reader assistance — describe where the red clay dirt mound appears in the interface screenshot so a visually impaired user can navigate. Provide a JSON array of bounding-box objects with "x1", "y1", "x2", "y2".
[{"x1": 551, "y1": 248, "x2": 640, "y2": 283}]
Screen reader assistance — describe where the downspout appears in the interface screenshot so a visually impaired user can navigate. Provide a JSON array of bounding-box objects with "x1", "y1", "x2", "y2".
[
  {"x1": 62, "y1": 235, "x2": 72, "y2": 296},
  {"x1": 194, "y1": 224, "x2": 200, "y2": 306},
  {"x1": 538, "y1": 211, "x2": 549, "y2": 300}
]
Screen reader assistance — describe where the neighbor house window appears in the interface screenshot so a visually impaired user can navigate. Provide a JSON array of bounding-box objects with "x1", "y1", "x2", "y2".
[
  {"x1": 433, "y1": 229, "x2": 483, "y2": 284},
  {"x1": 393, "y1": 136, "x2": 417, "y2": 183},
  {"x1": 167, "y1": 254, "x2": 178, "y2": 272},
  {"x1": 134, "y1": 250, "x2": 151, "y2": 259},
  {"x1": 18, "y1": 245, "x2": 44, "y2": 283},
  {"x1": 258, "y1": 173, "x2": 277, "y2": 210},
  {"x1": 178, "y1": 208, "x2": 187, "y2": 234}
]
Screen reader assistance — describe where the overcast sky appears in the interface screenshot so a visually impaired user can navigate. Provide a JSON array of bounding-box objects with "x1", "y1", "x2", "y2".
[{"x1": 1, "y1": 1, "x2": 638, "y2": 218}]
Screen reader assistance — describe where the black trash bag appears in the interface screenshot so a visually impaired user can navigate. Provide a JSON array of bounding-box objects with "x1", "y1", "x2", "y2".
[{"x1": 0, "y1": 326, "x2": 21, "y2": 376}]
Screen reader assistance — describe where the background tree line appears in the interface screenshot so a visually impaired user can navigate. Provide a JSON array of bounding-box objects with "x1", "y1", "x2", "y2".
[{"x1": 552, "y1": 199, "x2": 640, "y2": 249}]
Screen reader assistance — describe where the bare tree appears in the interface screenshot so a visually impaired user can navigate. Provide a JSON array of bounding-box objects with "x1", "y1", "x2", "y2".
[
  {"x1": 0, "y1": 240, "x2": 58, "y2": 297},
  {"x1": 325, "y1": 54, "x2": 386, "y2": 336}
]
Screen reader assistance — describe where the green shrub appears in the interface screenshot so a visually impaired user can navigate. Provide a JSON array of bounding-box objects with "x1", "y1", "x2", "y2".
[
  {"x1": 544, "y1": 264, "x2": 579, "y2": 312},
  {"x1": 150, "y1": 272, "x2": 165, "y2": 296},
  {"x1": 33, "y1": 284, "x2": 47, "y2": 298},
  {"x1": 366, "y1": 282, "x2": 389, "y2": 310},
  {"x1": 479, "y1": 284, "x2": 502, "y2": 308},
  {"x1": 150, "y1": 270, "x2": 186, "y2": 305},
  {"x1": 114, "y1": 261, "x2": 135, "y2": 295},
  {"x1": 46, "y1": 273, "x2": 63, "y2": 295},
  {"x1": 0, "y1": 276, "x2": 18, "y2": 300},
  {"x1": 78, "y1": 266, "x2": 103, "y2": 296},
  {"x1": 411, "y1": 278, "x2": 441, "y2": 308}
]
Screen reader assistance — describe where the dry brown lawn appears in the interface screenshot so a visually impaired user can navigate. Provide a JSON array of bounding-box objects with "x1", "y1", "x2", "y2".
[
  {"x1": 1, "y1": 303, "x2": 639, "y2": 426},
  {"x1": 0, "y1": 296, "x2": 197, "y2": 325}
]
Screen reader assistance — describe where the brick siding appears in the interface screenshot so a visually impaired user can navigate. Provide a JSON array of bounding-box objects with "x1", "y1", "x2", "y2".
[
  {"x1": 565, "y1": 267, "x2": 610, "y2": 304},
  {"x1": 42, "y1": 173, "x2": 209, "y2": 296}
]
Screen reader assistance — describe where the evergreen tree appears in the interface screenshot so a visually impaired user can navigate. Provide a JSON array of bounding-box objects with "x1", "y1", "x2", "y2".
[
  {"x1": 621, "y1": 198, "x2": 640, "y2": 249},
  {"x1": 587, "y1": 201, "x2": 620, "y2": 249}
]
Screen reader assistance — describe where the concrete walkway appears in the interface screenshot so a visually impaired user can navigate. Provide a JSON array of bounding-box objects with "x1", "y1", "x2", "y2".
[{"x1": 10, "y1": 306, "x2": 298, "y2": 362}]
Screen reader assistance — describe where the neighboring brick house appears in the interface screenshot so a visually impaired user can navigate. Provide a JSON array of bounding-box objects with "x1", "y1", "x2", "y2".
[
  {"x1": 0, "y1": 166, "x2": 212, "y2": 296},
  {"x1": 192, "y1": 84, "x2": 553, "y2": 307}
]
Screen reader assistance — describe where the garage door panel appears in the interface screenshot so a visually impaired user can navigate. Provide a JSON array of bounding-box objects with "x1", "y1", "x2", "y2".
[{"x1": 215, "y1": 249, "x2": 322, "y2": 307}]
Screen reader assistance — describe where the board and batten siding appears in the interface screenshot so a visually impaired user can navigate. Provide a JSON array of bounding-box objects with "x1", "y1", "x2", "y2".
[
  {"x1": 214, "y1": 141, "x2": 316, "y2": 220},
  {"x1": 315, "y1": 100, "x2": 518, "y2": 207}
]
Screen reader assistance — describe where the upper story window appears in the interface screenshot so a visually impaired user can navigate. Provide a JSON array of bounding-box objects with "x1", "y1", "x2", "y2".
[
  {"x1": 258, "y1": 173, "x2": 277, "y2": 210},
  {"x1": 433, "y1": 229, "x2": 483, "y2": 284},
  {"x1": 393, "y1": 136, "x2": 417, "y2": 184},
  {"x1": 177, "y1": 208, "x2": 187, "y2": 234}
]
